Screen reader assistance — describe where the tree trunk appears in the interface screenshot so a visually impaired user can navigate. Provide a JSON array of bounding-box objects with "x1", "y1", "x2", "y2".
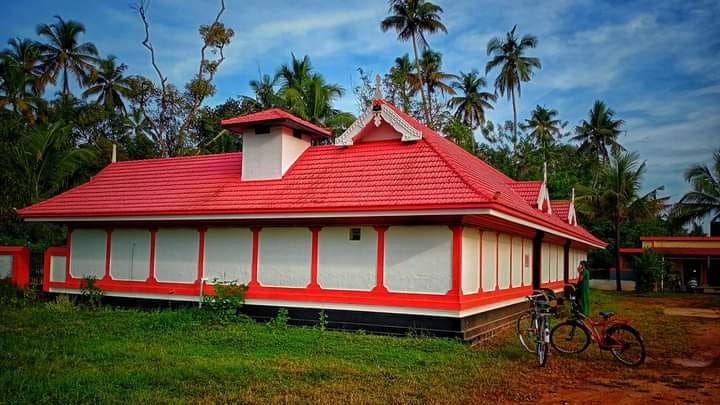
[
  {"x1": 615, "y1": 220, "x2": 622, "y2": 292},
  {"x1": 511, "y1": 88, "x2": 517, "y2": 141},
  {"x1": 62, "y1": 65, "x2": 69, "y2": 98},
  {"x1": 411, "y1": 34, "x2": 430, "y2": 124}
]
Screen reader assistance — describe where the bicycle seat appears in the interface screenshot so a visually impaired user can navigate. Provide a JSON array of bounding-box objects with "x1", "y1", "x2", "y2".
[{"x1": 599, "y1": 311, "x2": 615, "y2": 320}]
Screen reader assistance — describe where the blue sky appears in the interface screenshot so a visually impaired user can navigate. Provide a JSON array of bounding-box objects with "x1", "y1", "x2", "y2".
[{"x1": 2, "y1": 0, "x2": 719, "y2": 207}]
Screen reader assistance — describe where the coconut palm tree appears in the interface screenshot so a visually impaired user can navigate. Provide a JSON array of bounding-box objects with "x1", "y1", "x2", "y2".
[
  {"x1": 410, "y1": 50, "x2": 456, "y2": 125},
  {"x1": 82, "y1": 56, "x2": 132, "y2": 113},
  {"x1": 448, "y1": 70, "x2": 496, "y2": 129},
  {"x1": 1, "y1": 38, "x2": 45, "y2": 93},
  {"x1": 485, "y1": 25, "x2": 541, "y2": 140},
  {"x1": 0, "y1": 59, "x2": 46, "y2": 124},
  {"x1": 578, "y1": 151, "x2": 666, "y2": 291},
  {"x1": 13, "y1": 121, "x2": 96, "y2": 202},
  {"x1": 572, "y1": 100, "x2": 625, "y2": 164},
  {"x1": 36, "y1": 16, "x2": 98, "y2": 98},
  {"x1": 381, "y1": 0, "x2": 447, "y2": 124},
  {"x1": 248, "y1": 73, "x2": 278, "y2": 110},
  {"x1": 275, "y1": 54, "x2": 346, "y2": 128},
  {"x1": 523, "y1": 105, "x2": 566, "y2": 161},
  {"x1": 671, "y1": 149, "x2": 720, "y2": 226},
  {"x1": 387, "y1": 54, "x2": 414, "y2": 113}
]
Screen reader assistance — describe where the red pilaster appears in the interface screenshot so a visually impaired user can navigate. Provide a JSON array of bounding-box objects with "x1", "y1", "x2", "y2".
[
  {"x1": 307, "y1": 227, "x2": 322, "y2": 289},
  {"x1": 103, "y1": 228, "x2": 113, "y2": 281},
  {"x1": 249, "y1": 227, "x2": 261, "y2": 288},
  {"x1": 65, "y1": 229, "x2": 73, "y2": 281},
  {"x1": 372, "y1": 226, "x2": 389, "y2": 293},
  {"x1": 448, "y1": 225, "x2": 463, "y2": 296},
  {"x1": 479, "y1": 230, "x2": 484, "y2": 292},
  {"x1": 196, "y1": 227, "x2": 207, "y2": 284},
  {"x1": 146, "y1": 228, "x2": 157, "y2": 283}
]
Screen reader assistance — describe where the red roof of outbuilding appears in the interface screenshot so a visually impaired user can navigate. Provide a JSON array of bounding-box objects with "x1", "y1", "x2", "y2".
[
  {"x1": 221, "y1": 108, "x2": 332, "y2": 137},
  {"x1": 18, "y1": 100, "x2": 605, "y2": 248}
]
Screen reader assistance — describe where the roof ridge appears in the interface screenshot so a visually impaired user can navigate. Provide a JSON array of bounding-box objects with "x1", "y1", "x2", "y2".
[{"x1": 111, "y1": 151, "x2": 242, "y2": 165}]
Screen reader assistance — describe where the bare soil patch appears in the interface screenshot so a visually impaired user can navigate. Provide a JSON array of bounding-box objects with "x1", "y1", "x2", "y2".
[{"x1": 498, "y1": 292, "x2": 720, "y2": 404}]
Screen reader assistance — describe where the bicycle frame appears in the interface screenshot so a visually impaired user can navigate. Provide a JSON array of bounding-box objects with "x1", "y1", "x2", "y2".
[{"x1": 572, "y1": 312, "x2": 633, "y2": 350}]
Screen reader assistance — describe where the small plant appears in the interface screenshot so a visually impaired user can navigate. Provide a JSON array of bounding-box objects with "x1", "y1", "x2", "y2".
[
  {"x1": 201, "y1": 279, "x2": 246, "y2": 324},
  {"x1": 318, "y1": 310, "x2": 328, "y2": 331},
  {"x1": 47, "y1": 294, "x2": 76, "y2": 312},
  {"x1": 80, "y1": 276, "x2": 104, "y2": 308},
  {"x1": 268, "y1": 308, "x2": 289, "y2": 329},
  {"x1": 632, "y1": 250, "x2": 664, "y2": 293}
]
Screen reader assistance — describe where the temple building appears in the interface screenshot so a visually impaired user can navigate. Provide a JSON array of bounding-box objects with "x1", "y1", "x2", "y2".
[{"x1": 17, "y1": 96, "x2": 605, "y2": 341}]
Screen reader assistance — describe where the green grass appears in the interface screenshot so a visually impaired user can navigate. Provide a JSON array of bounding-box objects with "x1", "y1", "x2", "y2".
[
  {"x1": 0, "y1": 295, "x2": 527, "y2": 405},
  {"x1": 2, "y1": 288, "x2": 718, "y2": 404}
]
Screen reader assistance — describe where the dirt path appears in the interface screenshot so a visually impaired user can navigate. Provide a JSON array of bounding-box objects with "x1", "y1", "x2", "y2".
[{"x1": 504, "y1": 294, "x2": 720, "y2": 404}]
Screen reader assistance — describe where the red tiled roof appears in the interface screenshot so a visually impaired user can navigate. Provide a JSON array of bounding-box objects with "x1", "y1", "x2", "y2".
[
  {"x1": 551, "y1": 200, "x2": 570, "y2": 222},
  {"x1": 221, "y1": 108, "x2": 332, "y2": 136},
  {"x1": 18, "y1": 101, "x2": 605, "y2": 248},
  {"x1": 508, "y1": 181, "x2": 542, "y2": 206}
]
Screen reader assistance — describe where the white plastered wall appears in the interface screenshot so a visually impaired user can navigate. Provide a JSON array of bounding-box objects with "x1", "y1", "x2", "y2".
[
  {"x1": 541, "y1": 243, "x2": 550, "y2": 283},
  {"x1": 281, "y1": 129, "x2": 310, "y2": 174},
  {"x1": 385, "y1": 226, "x2": 452, "y2": 294},
  {"x1": 481, "y1": 231, "x2": 497, "y2": 291},
  {"x1": 110, "y1": 229, "x2": 150, "y2": 281},
  {"x1": 523, "y1": 238, "x2": 533, "y2": 286},
  {"x1": 154, "y1": 228, "x2": 199, "y2": 283},
  {"x1": 461, "y1": 227, "x2": 480, "y2": 294},
  {"x1": 241, "y1": 129, "x2": 282, "y2": 180},
  {"x1": 70, "y1": 229, "x2": 107, "y2": 278},
  {"x1": 0, "y1": 255, "x2": 12, "y2": 279},
  {"x1": 50, "y1": 255, "x2": 66, "y2": 282},
  {"x1": 318, "y1": 226, "x2": 376, "y2": 291},
  {"x1": 511, "y1": 237, "x2": 522, "y2": 287},
  {"x1": 203, "y1": 227, "x2": 252, "y2": 284},
  {"x1": 497, "y1": 233, "x2": 511, "y2": 289},
  {"x1": 258, "y1": 227, "x2": 311, "y2": 288}
]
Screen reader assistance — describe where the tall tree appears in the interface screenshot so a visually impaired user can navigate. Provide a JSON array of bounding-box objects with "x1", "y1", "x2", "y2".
[
  {"x1": 578, "y1": 151, "x2": 666, "y2": 291},
  {"x1": 448, "y1": 69, "x2": 496, "y2": 129},
  {"x1": 248, "y1": 73, "x2": 278, "y2": 110},
  {"x1": 410, "y1": 49, "x2": 456, "y2": 125},
  {"x1": 387, "y1": 54, "x2": 414, "y2": 113},
  {"x1": 671, "y1": 149, "x2": 720, "y2": 226},
  {"x1": 36, "y1": 16, "x2": 98, "y2": 98},
  {"x1": 572, "y1": 100, "x2": 625, "y2": 164},
  {"x1": 0, "y1": 59, "x2": 46, "y2": 124},
  {"x1": 276, "y1": 54, "x2": 348, "y2": 130},
  {"x1": 1, "y1": 38, "x2": 45, "y2": 93},
  {"x1": 13, "y1": 122, "x2": 96, "y2": 202},
  {"x1": 82, "y1": 56, "x2": 132, "y2": 113},
  {"x1": 485, "y1": 25, "x2": 541, "y2": 141},
  {"x1": 523, "y1": 105, "x2": 566, "y2": 161},
  {"x1": 381, "y1": 0, "x2": 447, "y2": 124}
]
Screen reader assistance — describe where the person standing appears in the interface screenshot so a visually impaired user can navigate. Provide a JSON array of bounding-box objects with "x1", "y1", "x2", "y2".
[{"x1": 576, "y1": 261, "x2": 591, "y2": 316}]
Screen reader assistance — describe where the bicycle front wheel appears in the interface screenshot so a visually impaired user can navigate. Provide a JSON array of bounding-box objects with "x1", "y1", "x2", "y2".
[
  {"x1": 536, "y1": 317, "x2": 549, "y2": 367},
  {"x1": 551, "y1": 320, "x2": 591, "y2": 354},
  {"x1": 607, "y1": 324, "x2": 646, "y2": 367},
  {"x1": 516, "y1": 312, "x2": 537, "y2": 353}
]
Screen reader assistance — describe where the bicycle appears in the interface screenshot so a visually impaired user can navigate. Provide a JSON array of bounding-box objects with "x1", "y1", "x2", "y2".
[
  {"x1": 550, "y1": 284, "x2": 646, "y2": 367},
  {"x1": 517, "y1": 289, "x2": 560, "y2": 367}
]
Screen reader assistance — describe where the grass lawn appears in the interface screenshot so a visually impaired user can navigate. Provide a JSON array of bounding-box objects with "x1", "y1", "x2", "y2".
[{"x1": 2, "y1": 288, "x2": 719, "y2": 404}]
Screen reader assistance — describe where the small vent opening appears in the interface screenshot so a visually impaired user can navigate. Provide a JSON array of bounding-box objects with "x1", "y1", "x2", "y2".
[{"x1": 349, "y1": 228, "x2": 361, "y2": 241}]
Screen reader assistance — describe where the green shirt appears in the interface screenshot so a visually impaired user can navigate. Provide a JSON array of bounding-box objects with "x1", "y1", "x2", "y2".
[{"x1": 579, "y1": 268, "x2": 590, "y2": 316}]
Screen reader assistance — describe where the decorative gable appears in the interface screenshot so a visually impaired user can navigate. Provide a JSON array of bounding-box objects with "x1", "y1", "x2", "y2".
[
  {"x1": 336, "y1": 101, "x2": 422, "y2": 146},
  {"x1": 538, "y1": 162, "x2": 552, "y2": 214}
]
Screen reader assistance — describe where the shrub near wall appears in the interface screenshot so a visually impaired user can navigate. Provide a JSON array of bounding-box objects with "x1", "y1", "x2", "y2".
[{"x1": 633, "y1": 249, "x2": 664, "y2": 292}]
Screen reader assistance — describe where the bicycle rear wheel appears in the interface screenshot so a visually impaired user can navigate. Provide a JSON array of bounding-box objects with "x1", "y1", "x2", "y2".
[
  {"x1": 516, "y1": 312, "x2": 537, "y2": 353},
  {"x1": 607, "y1": 324, "x2": 646, "y2": 367},
  {"x1": 551, "y1": 320, "x2": 591, "y2": 354}
]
